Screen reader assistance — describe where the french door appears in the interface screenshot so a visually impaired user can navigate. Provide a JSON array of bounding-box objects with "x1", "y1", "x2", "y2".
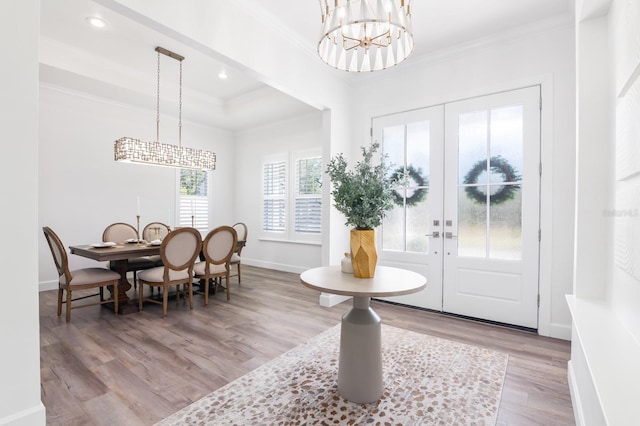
[{"x1": 373, "y1": 86, "x2": 541, "y2": 328}]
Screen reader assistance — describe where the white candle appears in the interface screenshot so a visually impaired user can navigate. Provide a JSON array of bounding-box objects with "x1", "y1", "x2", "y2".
[
  {"x1": 191, "y1": 200, "x2": 195, "y2": 216},
  {"x1": 137, "y1": 196, "x2": 140, "y2": 215}
]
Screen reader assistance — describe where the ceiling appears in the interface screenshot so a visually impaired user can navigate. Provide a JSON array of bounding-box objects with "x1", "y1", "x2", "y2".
[{"x1": 39, "y1": 0, "x2": 574, "y2": 132}]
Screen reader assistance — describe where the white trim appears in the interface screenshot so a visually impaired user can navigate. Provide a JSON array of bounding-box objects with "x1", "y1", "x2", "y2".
[
  {"x1": 548, "y1": 322, "x2": 572, "y2": 340},
  {"x1": 319, "y1": 293, "x2": 352, "y2": 307},
  {"x1": 537, "y1": 73, "x2": 556, "y2": 337},
  {"x1": 567, "y1": 360, "x2": 586, "y2": 426},
  {"x1": 39, "y1": 279, "x2": 58, "y2": 292},
  {"x1": 243, "y1": 259, "x2": 308, "y2": 274},
  {"x1": 257, "y1": 238, "x2": 321, "y2": 246},
  {"x1": 0, "y1": 402, "x2": 46, "y2": 426}
]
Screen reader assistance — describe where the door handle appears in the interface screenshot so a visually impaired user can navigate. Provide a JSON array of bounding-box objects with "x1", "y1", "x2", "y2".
[
  {"x1": 426, "y1": 231, "x2": 440, "y2": 238},
  {"x1": 445, "y1": 232, "x2": 458, "y2": 239}
]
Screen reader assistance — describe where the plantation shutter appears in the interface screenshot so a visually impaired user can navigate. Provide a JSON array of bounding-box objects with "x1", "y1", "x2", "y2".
[
  {"x1": 263, "y1": 161, "x2": 286, "y2": 232},
  {"x1": 178, "y1": 169, "x2": 208, "y2": 235},
  {"x1": 294, "y1": 157, "x2": 322, "y2": 234}
]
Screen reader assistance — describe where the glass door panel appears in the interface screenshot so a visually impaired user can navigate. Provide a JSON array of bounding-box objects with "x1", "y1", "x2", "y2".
[{"x1": 373, "y1": 106, "x2": 444, "y2": 311}]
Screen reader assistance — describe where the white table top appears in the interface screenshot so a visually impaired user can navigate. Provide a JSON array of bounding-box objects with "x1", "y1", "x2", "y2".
[{"x1": 300, "y1": 265, "x2": 426, "y2": 298}]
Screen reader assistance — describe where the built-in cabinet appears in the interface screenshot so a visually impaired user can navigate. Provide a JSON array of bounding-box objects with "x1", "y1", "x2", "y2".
[{"x1": 568, "y1": 0, "x2": 640, "y2": 424}]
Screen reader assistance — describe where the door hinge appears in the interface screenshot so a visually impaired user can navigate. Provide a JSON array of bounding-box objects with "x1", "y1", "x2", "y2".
[
  {"x1": 539, "y1": 96, "x2": 542, "y2": 110},
  {"x1": 538, "y1": 229, "x2": 541, "y2": 241},
  {"x1": 370, "y1": 127, "x2": 373, "y2": 137},
  {"x1": 539, "y1": 162, "x2": 542, "y2": 176},
  {"x1": 537, "y1": 294, "x2": 540, "y2": 307}
]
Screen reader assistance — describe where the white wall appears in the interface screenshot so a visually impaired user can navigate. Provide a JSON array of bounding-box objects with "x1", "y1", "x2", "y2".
[
  {"x1": 38, "y1": 85, "x2": 234, "y2": 288},
  {"x1": 352, "y1": 24, "x2": 576, "y2": 339},
  {"x1": 234, "y1": 112, "x2": 324, "y2": 273},
  {"x1": 0, "y1": 1, "x2": 46, "y2": 424}
]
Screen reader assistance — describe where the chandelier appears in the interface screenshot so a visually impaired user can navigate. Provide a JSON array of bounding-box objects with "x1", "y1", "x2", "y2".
[
  {"x1": 114, "y1": 47, "x2": 217, "y2": 171},
  {"x1": 317, "y1": 0, "x2": 414, "y2": 72}
]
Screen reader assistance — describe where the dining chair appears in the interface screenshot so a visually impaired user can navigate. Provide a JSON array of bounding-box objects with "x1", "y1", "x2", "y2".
[
  {"x1": 193, "y1": 226, "x2": 237, "y2": 305},
  {"x1": 229, "y1": 222, "x2": 248, "y2": 285},
  {"x1": 102, "y1": 222, "x2": 156, "y2": 288},
  {"x1": 102, "y1": 222, "x2": 139, "y2": 243},
  {"x1": 142, "y1": 222, "x2": 171, "y2": 242},
  {"x1": 42, "y1": 226, "x2": 120, "y2": 323},
  {"x1": 137, "y1": 227, "x2": 202, "y2": 318},
  {"x1": 142, "y1": 222, "x2": 171, "y2": 266}
]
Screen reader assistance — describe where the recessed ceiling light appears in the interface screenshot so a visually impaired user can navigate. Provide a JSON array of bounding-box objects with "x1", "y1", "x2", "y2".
[
  {"x1": 86, "y1": 16, "x2": 107, "y2": 28},
  {"x1": 218, "y1": 70, "x2": 228, "y2": 80}
]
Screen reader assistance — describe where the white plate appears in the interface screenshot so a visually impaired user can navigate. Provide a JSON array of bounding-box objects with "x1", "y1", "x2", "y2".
[
  {"x1": 126, "y1": 238, "x2": 139, "y2": 243},
  {"x1": 91, "y1": 242, "x2": 116, "y2": 248},
  {"x1": 149, "y1": 240, "x2": 162, "y2": 246}
]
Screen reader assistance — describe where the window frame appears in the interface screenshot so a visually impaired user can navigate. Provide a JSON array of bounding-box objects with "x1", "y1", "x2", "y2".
[
  {"x1": 261, "y1": 148, "x2": 322, "y2": 244},
  {"x1": 176, "y1": 168, "x2": 210, "y2": 236}
]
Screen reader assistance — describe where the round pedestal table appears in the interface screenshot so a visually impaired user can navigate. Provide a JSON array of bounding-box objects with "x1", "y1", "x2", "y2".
[{"x1": 300, "y1": 265, "x2": 426, "y2": 403}]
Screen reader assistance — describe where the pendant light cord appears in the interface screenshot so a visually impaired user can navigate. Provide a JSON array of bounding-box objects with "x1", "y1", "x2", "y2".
[
  {"x1": 153, "y1": 46, "x2": 185, "y2": 146},
  {"x1": 179, "y1": 60, "x2": 182, "y2": 148},
  {"x1": 156, "y1": 49, "x2": 161, "y2": 143}
]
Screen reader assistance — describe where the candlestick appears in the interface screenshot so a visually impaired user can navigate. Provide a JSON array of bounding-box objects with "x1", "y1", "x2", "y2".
[
  {"x1": 191, "y1": 215, "x2": 195, "y2": 228},
  {"x1": 136, "y1": 214, "x2": 141, "y2": 244}
]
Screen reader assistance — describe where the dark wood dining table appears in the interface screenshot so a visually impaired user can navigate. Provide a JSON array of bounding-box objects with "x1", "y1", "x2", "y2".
[{"x1": 69, "y1": 242, "x2": 161, "y2": 314}]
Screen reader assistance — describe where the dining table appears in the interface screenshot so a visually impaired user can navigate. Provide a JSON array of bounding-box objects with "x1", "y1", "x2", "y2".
[{"x1": 69, "y1": 242, "x2": 161, "y2": 314}]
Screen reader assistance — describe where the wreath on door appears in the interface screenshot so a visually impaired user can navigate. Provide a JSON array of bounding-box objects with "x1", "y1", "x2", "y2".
[
  {"x1": 390, "y1": 165, "x2": 429, "y2": 207},
  {"x1": 463, "y1": 156, "x2": 521, "y2": 205}
]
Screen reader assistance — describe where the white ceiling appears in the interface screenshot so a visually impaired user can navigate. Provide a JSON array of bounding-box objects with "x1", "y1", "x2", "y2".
[{"x1": 39, "y1": 0, "x2": 574, "y2": 132}]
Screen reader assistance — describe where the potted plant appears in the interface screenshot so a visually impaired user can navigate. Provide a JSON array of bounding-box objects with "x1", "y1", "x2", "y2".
[{"x1": 326, "y1": 142, "x2": 395, "y2": 278}]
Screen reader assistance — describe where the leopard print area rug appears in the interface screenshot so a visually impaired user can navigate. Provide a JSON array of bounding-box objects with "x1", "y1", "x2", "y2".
[{"x1": 156, "y1": 324, "x2": 508, "y2": 425}]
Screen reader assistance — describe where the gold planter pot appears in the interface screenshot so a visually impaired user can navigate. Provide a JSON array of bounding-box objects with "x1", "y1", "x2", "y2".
[{"x1": 350, "y1": 228, "x2": 377, "y2": 278}]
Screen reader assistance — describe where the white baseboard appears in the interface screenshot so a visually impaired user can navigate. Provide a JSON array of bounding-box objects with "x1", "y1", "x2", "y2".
[
  {"x1": 0, "y1": 402, "x2": 46, "y2": 426},
  {"x1": 243, "y1": 259, "x2": 308, "y2": 274},
  {"x1": 319, "y1": 293, "x2": 351, "y2": 307},
  {"x1": 39, "y1": 280, "x2": 58, "y2": 292},
  {"x1": 548, "y1": 322, "x2": 572, "y2": 340}
]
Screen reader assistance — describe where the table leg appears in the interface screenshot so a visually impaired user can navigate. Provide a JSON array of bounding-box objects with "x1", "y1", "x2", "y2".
[
  {"x1": 108, "y1": 260, "x2": 138, "y2": 314},
  {"x1": 338, "y1": 296, "x2": 383, "y2": 403}
]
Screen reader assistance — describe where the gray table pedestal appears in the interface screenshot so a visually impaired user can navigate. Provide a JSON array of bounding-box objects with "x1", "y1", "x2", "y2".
[{"x1": 337, "y1": 296, "x2": 383, "y2": 403}]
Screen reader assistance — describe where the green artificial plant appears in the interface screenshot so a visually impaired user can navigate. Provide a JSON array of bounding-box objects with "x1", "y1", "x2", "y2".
[{"x1": 325, "y1": 142, "x2": 395, "y2": 229}]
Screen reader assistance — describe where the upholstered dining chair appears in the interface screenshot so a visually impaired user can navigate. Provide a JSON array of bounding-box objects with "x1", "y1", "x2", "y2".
[
  {"x1": 102, "y1": 222, "x2": 139, "y2": 243},
  {"x1": 142, "y1": 222, "x2": 171, "y2": 242},
  {"x1": 137, "y1": 227, "x2": 202, "y2": 318},
  {"x1": 193, "y1": 226, "x2": 237, "y2": 305},
  {"x1": 229, "y1": 222, "x2": 248, "y2": 285},
  {"x1": 102, "y1": 222, "x2": 156, "y2": 288},
  {"x1": 42, "y1": 226, "x2": 120, "y2": 323},
  {"x1": 142, "y1": 222, "x2": 171, "y2": 266}
]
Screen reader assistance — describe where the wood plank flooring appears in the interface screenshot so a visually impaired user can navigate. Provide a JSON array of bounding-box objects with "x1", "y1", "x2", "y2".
[{"x1": 39, "y1": 266, "x2": 575, "y2": 425}]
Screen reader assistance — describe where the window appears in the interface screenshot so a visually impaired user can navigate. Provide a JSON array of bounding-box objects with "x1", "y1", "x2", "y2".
[
  {"x1": 294, "y1": 157, "x2": 322, "y2": 233},
  {"x1": 177, "y1": 169, "x2": 209, "y2": 235},
  {"x1": 263, "y1": 159, "x2": 287, "y2": 233},
  {"x1": 262, "y1": 150, "x2": 322, "y2": 242}
]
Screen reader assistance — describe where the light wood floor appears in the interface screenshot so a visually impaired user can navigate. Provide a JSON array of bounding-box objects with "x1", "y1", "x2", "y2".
[{"x1": 39, "y1": 265, "x2": 575, "y2": 425}]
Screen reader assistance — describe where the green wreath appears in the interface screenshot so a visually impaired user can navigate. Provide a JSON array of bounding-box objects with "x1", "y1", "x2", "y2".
[
  {"x1": 463, "y1": 156, "x2": 521, "y2": 205},
  {"x1": 390, "y1": 165, "x2": 429, "y2": 207}
]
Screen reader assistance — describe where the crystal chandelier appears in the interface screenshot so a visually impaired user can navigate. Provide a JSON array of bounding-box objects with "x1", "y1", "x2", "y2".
[
  {"x1": 114, "y1": 47, "x2": 216, "y2": 171},
  {"x1": 317, "y1": 0, "x2": 414, "y2": 72}
]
